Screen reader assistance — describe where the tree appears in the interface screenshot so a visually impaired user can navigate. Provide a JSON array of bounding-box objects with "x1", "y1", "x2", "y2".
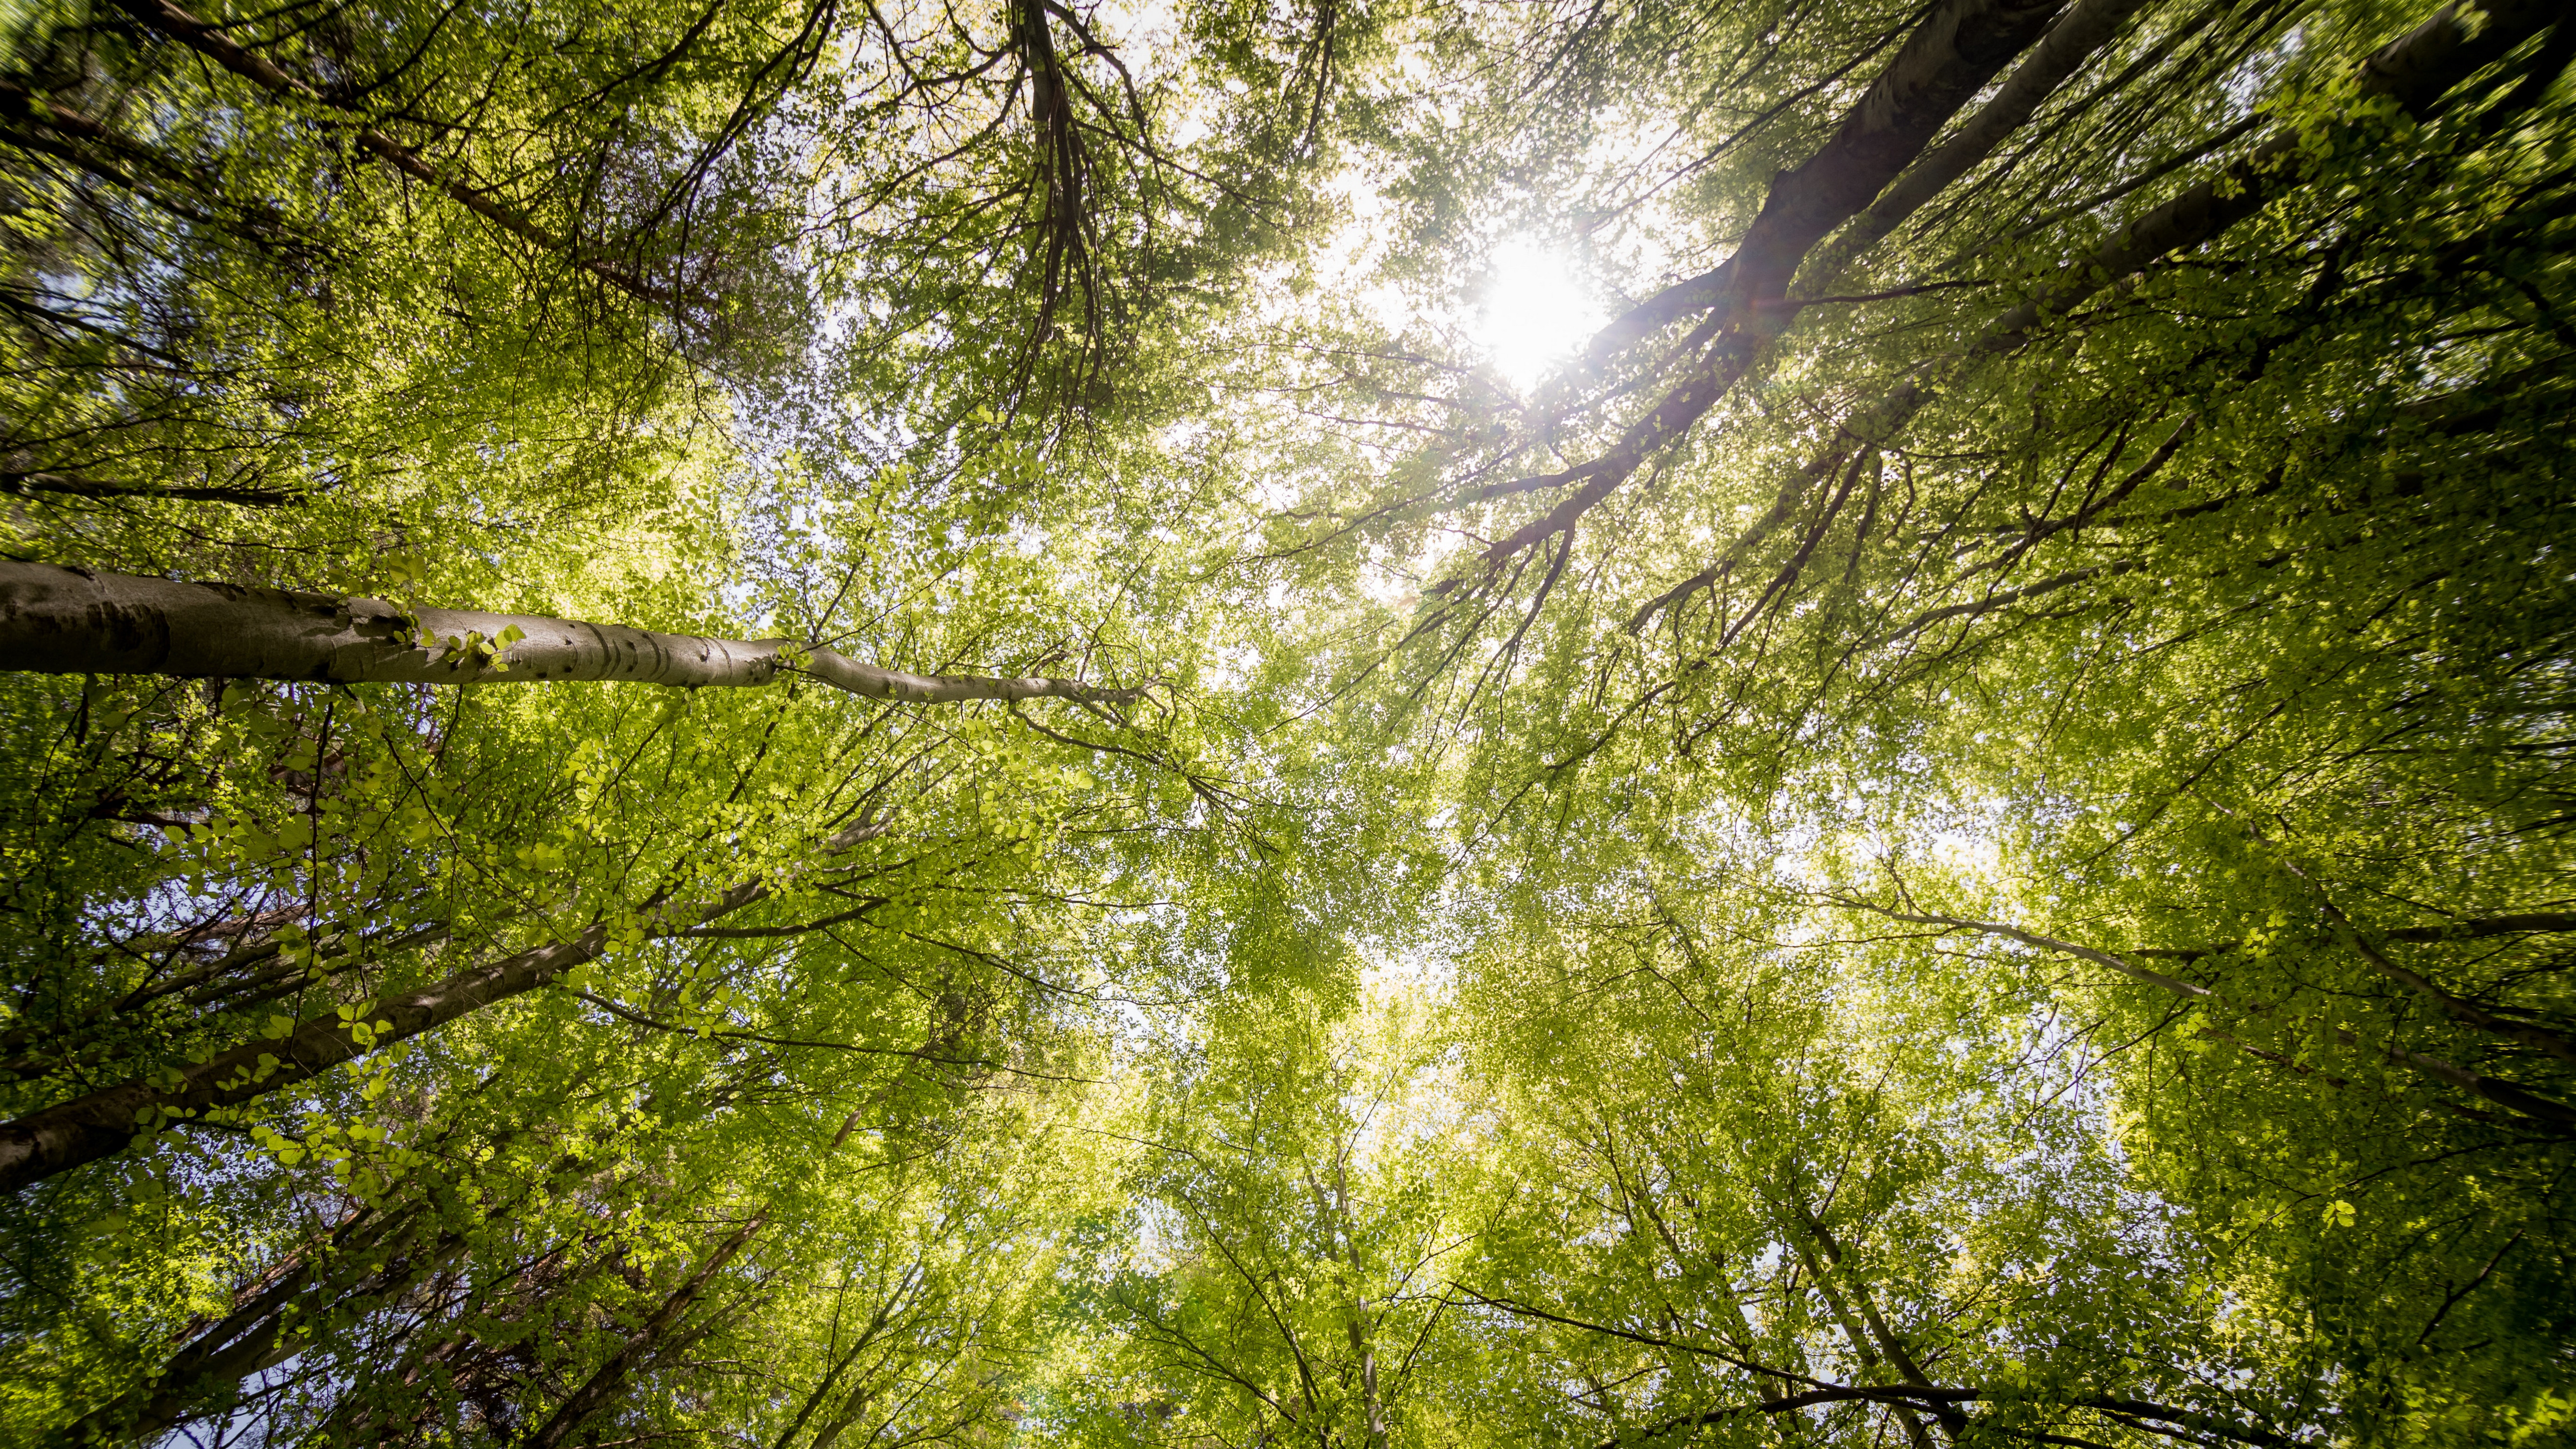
[
  {"x1": 3, "y1": 0, "x2": 2572, "y2": 1443},
  {"x1": 1041, "y1": 981, "x2": 1476, "y2": 1449},
  {"x1": 1176, "y1": 0, "x2": 2575, "y2": 1436},
  {"x1": 0, "y1": 560, "x2": 1153, "y2": 703},
  {"x1": 1440, "y1": 821, "x2": 2496, "y2": 1447}
]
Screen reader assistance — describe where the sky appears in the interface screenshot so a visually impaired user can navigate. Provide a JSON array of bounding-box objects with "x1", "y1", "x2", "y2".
[{"x1": 1471, "y1": 239, "x2": 1604, "y2": 389}]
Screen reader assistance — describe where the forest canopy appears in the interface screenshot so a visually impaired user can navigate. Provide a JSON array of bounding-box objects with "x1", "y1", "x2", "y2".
[{"x1": 0, "y1": 0, "x2": 2570, "y2": 1445}]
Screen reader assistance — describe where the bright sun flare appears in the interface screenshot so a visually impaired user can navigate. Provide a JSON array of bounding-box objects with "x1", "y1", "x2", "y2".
[{"x1": 1471, "y1": 240, "x2": 1601, "y2": 390}]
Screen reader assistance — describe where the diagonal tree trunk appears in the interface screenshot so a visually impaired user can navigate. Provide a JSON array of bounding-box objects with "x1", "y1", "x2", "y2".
[
  {"x1": 1463, "y1": 0, "x2": 2070, "y2": 569},
  {"x1": 0, "y1": 561, "x2": 1144, "y2": 704},
  {"x1": 224, "y1": 1059, "x2": 933, "y2": 1447},
  {"x1": 1566, "y1": 0, "x2": 2091, "y2": 366},
  {"x1": 104, "y1": 0, "x2": 687, "y2": 310},
  {"x1": 521, "y1": 1212, "x2": 771, "y2": 1449},
  {"x1": 772, "y1": 1272, "x2": 917, "y2": 1449},
  {"x1": 1796, "y1": 0, "x2": 2159, "y2": 293},
  {"x1": 0, "y1": 920, "x2": 638, "y2": 1195},
  {"x1": 64, "y1": 1205, "x2": 474, "y2": 1446},
  {"x1": 0, "y1": 815, "x2": 894, "y2": 1194},
  {"x1": 1627, "y1": 0, "x2": 2564, "y2": 633}
]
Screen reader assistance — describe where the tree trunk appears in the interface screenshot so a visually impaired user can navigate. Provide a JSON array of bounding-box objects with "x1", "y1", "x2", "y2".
[
  {"x1": 0, "y1": 872, "x2": 780, "y2": 1194},
  {"x1": 65, "y1": 1206, "x2": 486, "y2": 1446},
  {"x1": 521, "y1": 1213, "x2": 770, "y2": 1449},
  {"x1": 104, "y1": 0, "x2": 684, "y2": 310},
  {"x1": 1471, "y1": 0, "x2": 2073, "y2": 566},
  {"x1": 0, "y1": 928, "x2": 599, "y2": 1195},
  {"x1": 1628, "y1": 0, "x2": 2563, "y2": 633},
  {"x1": 1574, "y1": 0, "x2": 2071, "y2": 369},
  {"x1": 0, "y1": 562, "x2": 1143, "y2": 705},
  {"x1": 1799, "y1": 0, "x2": 2157, "y2": 291}
]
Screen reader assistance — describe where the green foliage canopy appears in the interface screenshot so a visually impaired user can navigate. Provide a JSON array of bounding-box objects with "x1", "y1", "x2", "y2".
[{"x1": 1, "y1": 0, "x2": 2570, "y2": 1445}]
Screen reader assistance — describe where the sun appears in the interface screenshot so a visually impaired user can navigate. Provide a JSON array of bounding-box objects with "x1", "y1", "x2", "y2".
[{"x1": 1471, "y1": 239, "x2": 1601, "y2": 390}]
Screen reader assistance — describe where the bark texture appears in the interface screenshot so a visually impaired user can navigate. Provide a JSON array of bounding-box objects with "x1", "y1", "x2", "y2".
[
  {"x1": 1729, "y1": 0, "x2": 2070, "y2": 304},
  {"x1": 0, "y1": 561, "x2": 1143, "y2": 704},
  {"x1": 66, "y1": 1208, "x2": 472, "y2": 1445},
  {"x1": 1801, "y1": 0, "x2": 2156, "y2": 289},
  {"x1": 1575, "y1": 0, "x2": 2070, "y2": 370}
]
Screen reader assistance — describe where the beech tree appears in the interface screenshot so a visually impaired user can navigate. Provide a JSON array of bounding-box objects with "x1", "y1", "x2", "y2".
[
  {"x1": 1161, "y1": 0, "x2": 2574, "y2": 1438},
  {"x1": 3, "y1": 0, "x2": 2570, "y2": 1445}
]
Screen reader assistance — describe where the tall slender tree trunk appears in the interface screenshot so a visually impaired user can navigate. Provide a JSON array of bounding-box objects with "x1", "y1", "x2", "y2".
[
  {"x1": 0, "y1": 923, "x2": 637, "y2": 1194},
  {"x1": 67, "y1": 1207, "x2": 488, "y2": 1446},
  {"x1": 0, "y1": 562, "x2": 1143, "y2": 704},
  {"x1": 1624, "y1": 0, "x2": 2563, "y2": 631},
  {"x1": 0, "y1": 810, "x2": 890, "y2": 1193},
  {"x1": 521, "y1": 1212, "x2": 771, "y2": 1449},
  {"x1": 103, "y1": 0, "x2": 685, "y2": 309},
  {"x1": 1797, "y1": 0, "x2": 2158, "y2": 291}
]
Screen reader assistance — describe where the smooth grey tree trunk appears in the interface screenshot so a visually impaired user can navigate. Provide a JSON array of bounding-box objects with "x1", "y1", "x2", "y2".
[
  {"x1": 1624, "y1": 0, "x2": 2561, "y2": 633},
  {"x1": 0, "y1": 562, "x2": 1140, "y2": 704}
]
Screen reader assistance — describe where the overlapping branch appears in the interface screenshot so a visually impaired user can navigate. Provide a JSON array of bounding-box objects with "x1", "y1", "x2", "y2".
[
  {"x1": 1458, "y1": 1288, "x2": 2304, "y2": 1448},
  {"x1": 104, "y1": 0, "x2": 692, "y2": 310},
  {"x1": 1627, "y1": 0, "x2": 2562, "y2": 635},
  {"x1": 1441, "y1": 0, "x2": 2071, "y2": 580},
  {"x1": 0, "y1": 813, "x2": 900, "y2": 1194}
]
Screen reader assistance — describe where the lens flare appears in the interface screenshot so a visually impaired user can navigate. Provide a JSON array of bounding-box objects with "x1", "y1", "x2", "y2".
[{"x1": 1472, "y1": 240, "x2": 1599, "y2": 390}]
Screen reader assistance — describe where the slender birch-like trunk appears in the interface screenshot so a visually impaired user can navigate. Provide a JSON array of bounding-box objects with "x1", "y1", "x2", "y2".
[{"x1": 0, "y1": 562, "x2": 1142, "y2": 704}]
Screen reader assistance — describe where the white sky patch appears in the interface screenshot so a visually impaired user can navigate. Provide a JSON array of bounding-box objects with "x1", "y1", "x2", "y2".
[
  {"x1": 1360, "y1": 939, "x2": 1455, "y2": 993},
  {"x1": 1289, "y1": 169, "x2": 1414, "y2": 334},
  {"x1": 1358, "y1": 527, "x2": 1467, "y2": 610},
  {"x1": 1472, "y1": 240, "x2": 1601, "y2": 390},
  {"x1": 1359, "y1": 560, "x2": 1413, "y2": 609},
  {"x1": 1931, "y1": 824, "x2": 2003, "y2": 877},
  {"x1": 1095, "y1": 0, "x2": 1179, "y2": 82}
]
